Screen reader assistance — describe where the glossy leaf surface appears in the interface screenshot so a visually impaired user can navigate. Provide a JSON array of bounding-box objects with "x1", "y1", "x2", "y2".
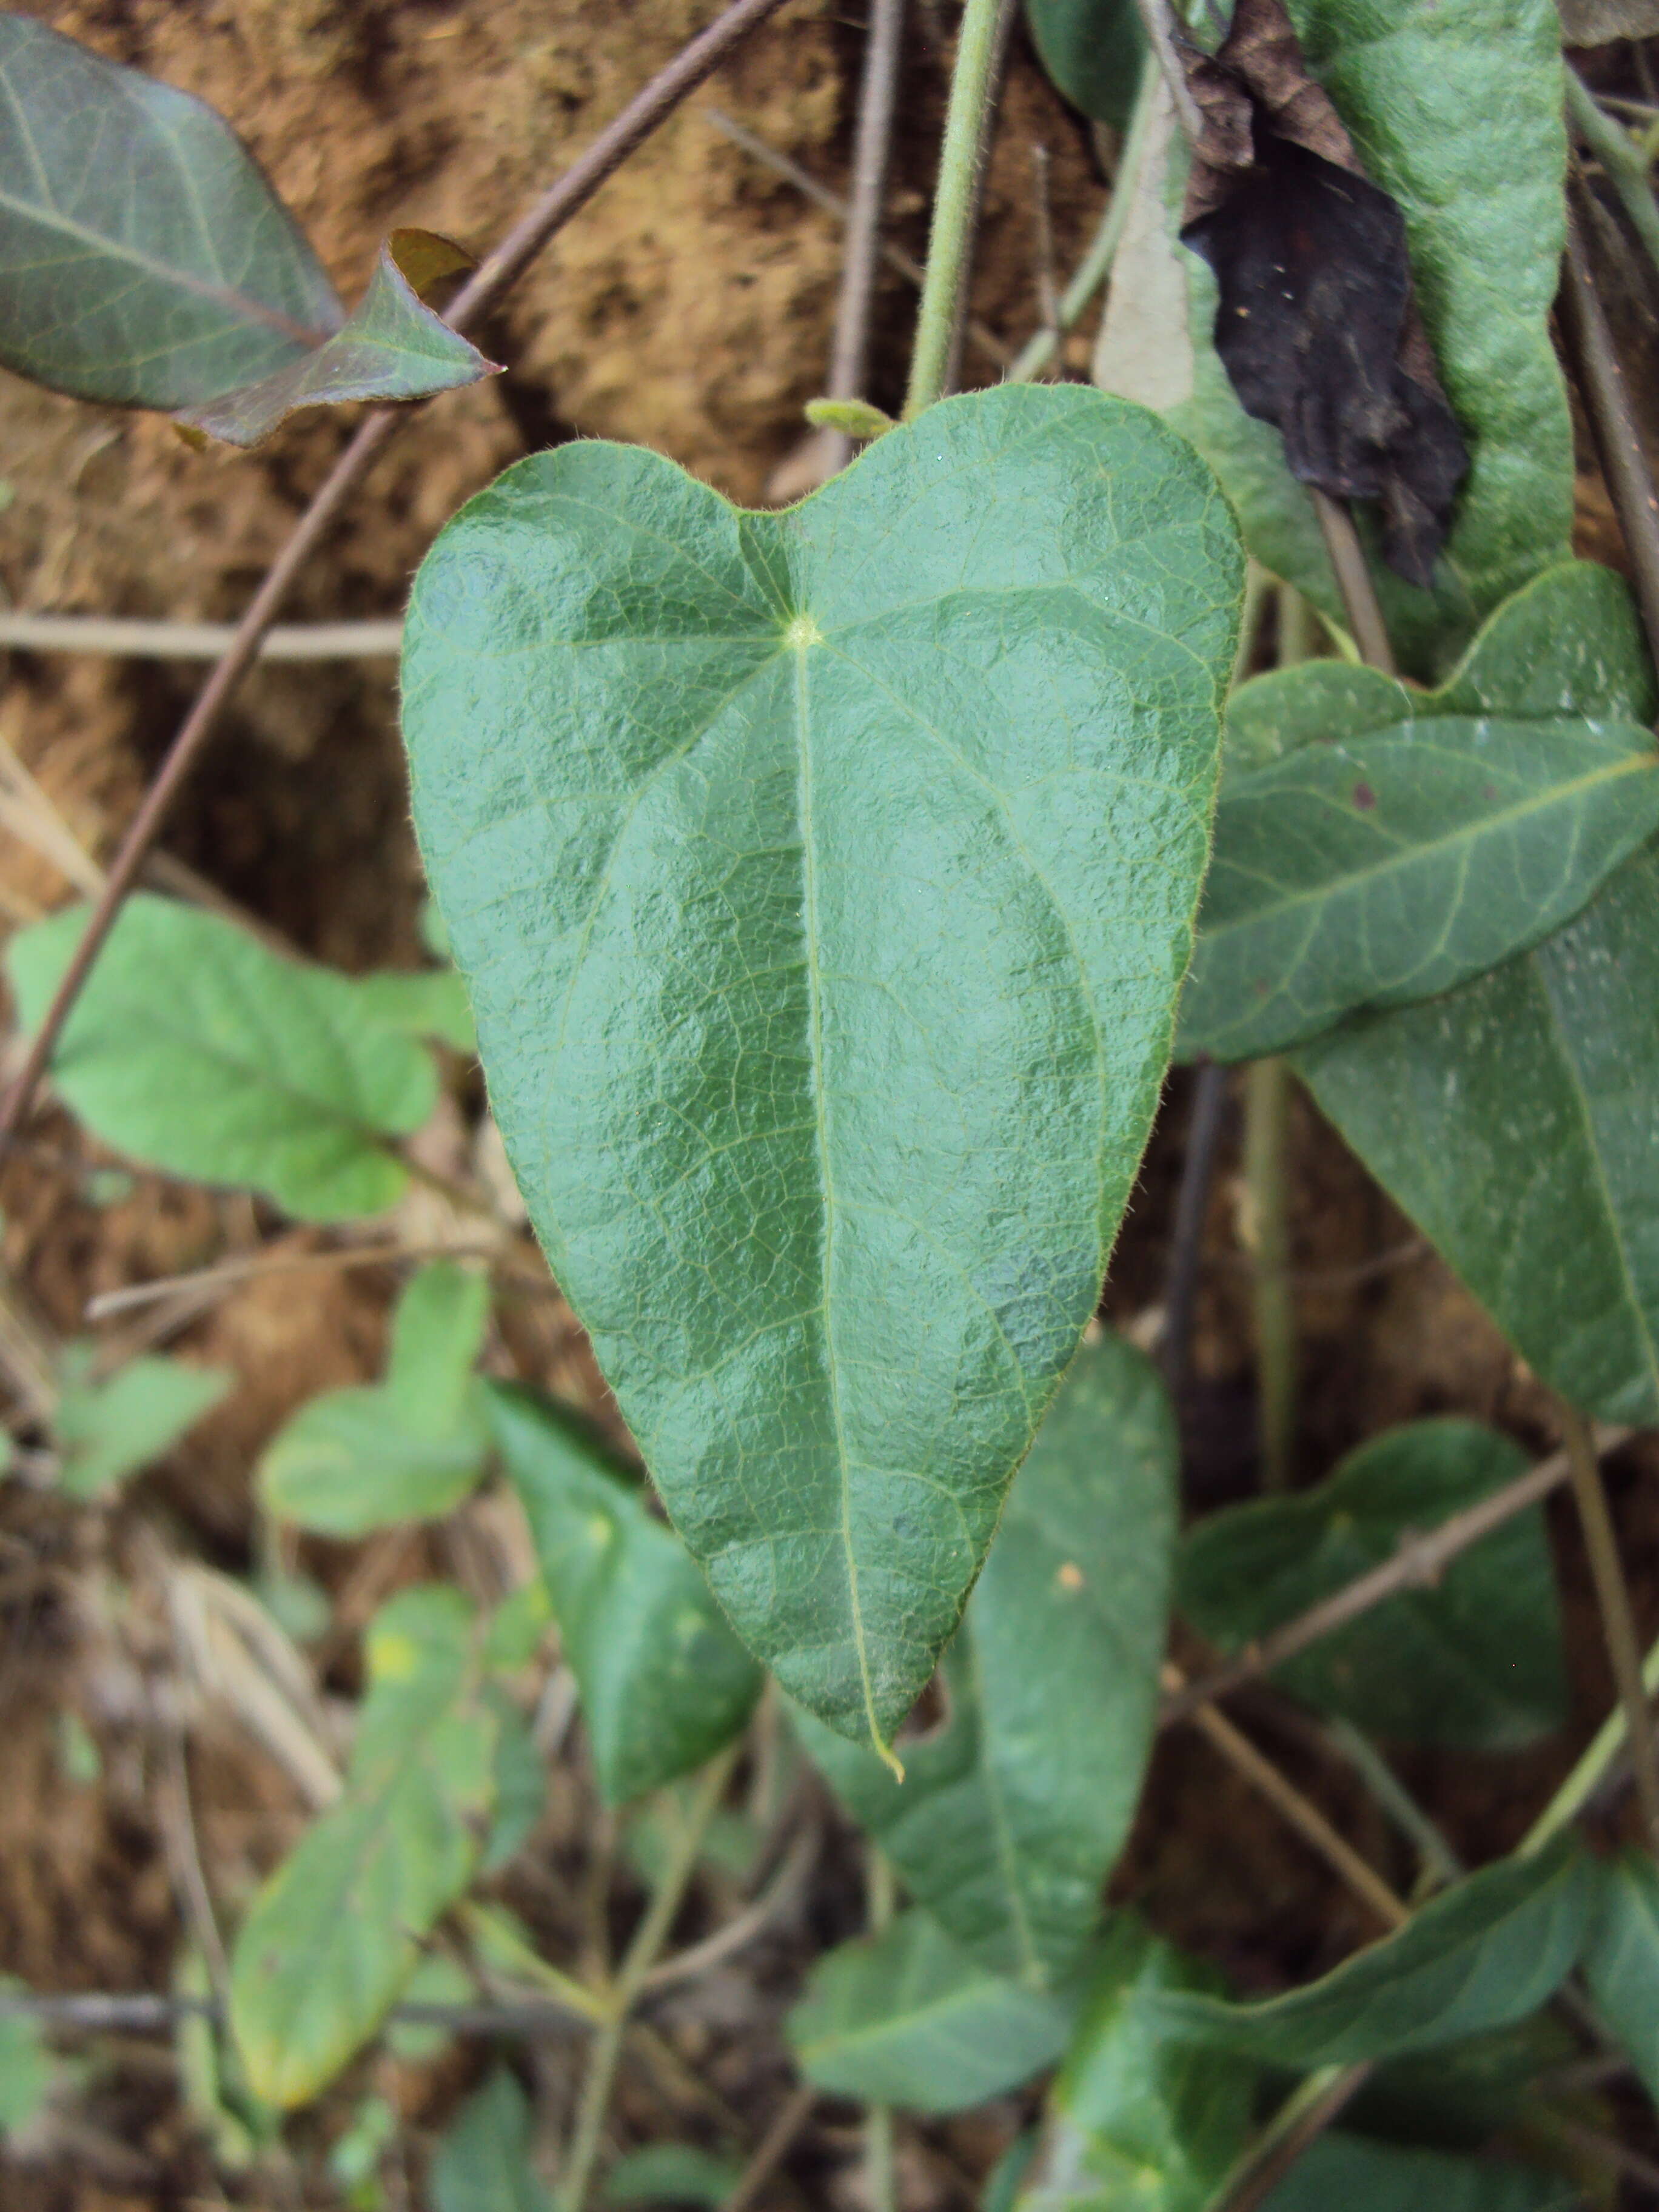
[
  {"x1": 0, "y1": 13, "x2": 340, "y2": 407},
  {"x1": 799, "y1": 1333, "x2": 1177, "y2": 1985},
  {"x1": 54, "y1": 1345, "x2": 231, "y2": 1501},
  {"x1": 259, "y1": 1264, "x2": 492, "y2": 1536},
  {"x1": 1258, "y1": 2136, "x2": 1577, "y2": 2212},
  {"x1": 402, "y1": 383, "x2": 1241, "y2": 1749},
  {"x1": 8, "y1": 896, "x2": 437, "y2": 1222},
  {"x1": 1582, "y1": 1850, "x2": 1659, "y2": 2105},
  {"x1": 1017, "y1": 1917, "x2": 1255, "y2": 2212},
  {"x1": 229, "y1": 1586, "x2": 498, "y2": 2106},
  {"x1": 788, "y1": 1912, "x2": 1076, "y2": 2113},
  {"x1": 1025, "y1": 0, "x2": 1146, "y2": 130},
  {"x1": 176, "y1": 230, "x2": 495, "y2": 446},
  {"x1": 489, "y1": 1382, "x2": 762, "y2": 1806},
  {"x1": 1149, "y1": 1838, "x2": 1594, "y2": 2065},
  {"x1": 1179, "y1": 1419, "x2": 1567, "y2": 1748}
]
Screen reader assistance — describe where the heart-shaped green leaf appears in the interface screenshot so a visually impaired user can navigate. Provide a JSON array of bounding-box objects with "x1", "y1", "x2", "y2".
[
  {"x1": 401, "y1": 383, "x2": 1242, "y2": 1750},
  {"x1": 797, "y1": 1332, "x2": 1177, "y2": 1986},
  {"x1": 1148, "y1": 1837, "x2": 1594, "y2": 2066},
  {"x1": 1178, "y1": 1419, "x2": 1567, "y2": 1749},
  {"x1": 788, "y1": 1912, "x2": 1079, "y2": 2113},
  {"x1": 0, "y1": 13, "x2": 341, "y2": 409},
  {"x1": 489, "y1": 1382, "x2": 762, "y2": 1806},
  {"x1": 175, "y1": 231, "x2": 497, "y2": 447}
]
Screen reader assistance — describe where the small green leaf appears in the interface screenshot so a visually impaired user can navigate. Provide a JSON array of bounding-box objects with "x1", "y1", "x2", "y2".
[
  {"x1": 1178, "y1": 1419, "x2": 1567, "y2": 1749},
  {"x1": 403, "y1": 380, "x2": 1243, "y2": 1749},
  {"x1": 803, "y1": 397, "x2": 894, "y2": 440},
  {"x1": 0, "y1": 15, "x2": 341, "y2": 409},
  {"x1": 1582, "y1": 1849, "x2": 1659, "y2": 2106},
  {"x1": 797, "y1": 1333, "x2": 1176, "y2": 1987},
  {"x1": 481, "y1": 1693, "x2": 546, "y2": 1874},
  {"x1": 53, "y1": 1344, "x2": 231, "y2": 1500},
  {"x1": 229, "y1": 1585, "x2": 498, "y2": 2106},
  {"x1": 258, "y1": 1264, "x2": 491, "y2": 1534},
  {"x1": 430, "y1": 2068, "x2": 553, "y2": 2212},
  {"x1": 7, "y1": 895, "x2": 437, "y2": 1222},
  {"x1": 1025, "y1": 0, "x2": 1147, "y2": 130},
  {"x1": 1256, "y1": 2135, "x2": 1577, "y2": 2212},
  {"x1": 1148, "y1": 1837, "x2": 1594, "y2": 2066},
  {"x1": 1179, "y1": 716, "x2": 1659, "y2": 1062},
  {"x1": 0, "y1": 1979, "x2": 52, "y2": 2136},
  {"x1": 1017, "y1": 1917, "x2": 1255, "y2": 2212},
  {"x1": 489, "y1": 1384, "x2": 761, "y2": 1807},
  {"x1": 602, "y1": 2146, "x2": 745, "y2": 2208},
  {"x1": 352, "y1": 965, "x2": 476, "y2": 1054},
  {"x1": 176, "y1": 229, "x2": 497, "y2": 447},
  {"x1": 788, "y1": 1912, "x2": 1078, "y2": 2113}
]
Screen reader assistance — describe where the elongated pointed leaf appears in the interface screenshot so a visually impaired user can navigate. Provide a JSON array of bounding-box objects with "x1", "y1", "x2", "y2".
[
  {"x1": 401, "y1": 382, "x2": 1242, "y2": 1749},
  {"x1": 1148, "y1": 1837, "x2": 1594, "y2": 2066},
  {"x1": 1017, "y1": 1917, "x2": 1255, "y2": 2212},
  {"x1": 1258, "y1": 2136, "x2": 1578, "y2": 2212},
  {"x1": 1025, "y1": 0, "x2": 1146, "y2": 130},
  {"x1": 1582, "y1": 1850, "x2": 1659, "y2": 2105},
  {"x1": 383, "y1": 1260, "x2": 492, "y2": 1433},
  {"x1": 788, "y1": 1912, "x2": 1078, "y2": 2113},
  {"x1": 229, "y1": 1586, "x2": 499, "y2": 2106},
  {"x1": 798, "y1": 1333, "x2": 1177, "y2": 1986},
  {"x1": 489, "y1": 1382, "x2": 762, "y2": 1806},
  {"x1": 176, "y1": 230, "x2": 496, "y2": 446},
  {"x1": 1301, "y1": 845, "x2": 1659, "y2": 1424},
  {"x1": 1179, "y1": 1419, "x2": 1567, "y2": 1748},
  {"x1": 54, "y1": 1345, "x2": 231, "y2": 1500},
  {"x1": 7, "y1": 895, "x2": 437, "y2": 1222},
  {"x1": 1179, "y1": 716, "x2": 1659, "y2": 1062},
  {"x1": 0, "y1": 13, "x2": 340, "y2": 407}
]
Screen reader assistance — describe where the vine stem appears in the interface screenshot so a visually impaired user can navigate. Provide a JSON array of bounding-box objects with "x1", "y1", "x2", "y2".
[
  {"x1": 903, "y1": 0, "x2": 1014, "y2": 417},
  {"x1": 0, "y1": 0, "x2": 796, "y2": 1156},
  {"x1": 558, "y1": 1746, "x2": 742, "y2": 2212},
  {"x1": 1243, "y1": 1054, "x2": 1295, "y2": 1490},
  {"x1": 863, "y1": 1850, "x2": 900, "y2": 2212},
  {"x1": 1521, "y1": 1624, "x2": 1659, "y2": 1855},
  {"x1": 1565, "y1": 69, "x2": 1659, "y2": 292},
  {"x1": 1206, "y1": 2062, "x2": 1372, "y2": 2212},
  {"x1": 1557, "y1": 1404, "x2": 1659, "y2": 1853}
]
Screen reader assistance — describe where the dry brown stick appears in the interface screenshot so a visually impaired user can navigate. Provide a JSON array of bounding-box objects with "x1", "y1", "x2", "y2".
[
  {"x1": 0, "y1": 0, "x2": 796, "y2": 1154},
  {"x1": 1161, "y1": 1429, "x2": 1631, "y2": 1728},
  {"x1": 1559, "y1": 1403, "x2": 1659, "y2": 1852},
  {"x1": 722, "y1": 2085, "x2": 819, "y2": 2212},
  {"x1": 1310, "y1": 489, "x2": 1396, "y2": 675},
  {"x1": 1214, "y1": 2062, "x2": 1373, "y2": 2212},
  {"x1": 1165, "y1": 1666, "x2": 1409, "y2": 1931},
  {"x1": 1558, "y1": 193, "x2": 1659, "y2": 671},
  {"x1": 821, "y1": 0, "x2": 907, "y2": 472}
]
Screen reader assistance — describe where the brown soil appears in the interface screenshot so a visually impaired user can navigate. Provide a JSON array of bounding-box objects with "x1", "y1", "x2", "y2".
[{"x1": 0, "y1": 2, "x2": 1654, "y2": 2206}]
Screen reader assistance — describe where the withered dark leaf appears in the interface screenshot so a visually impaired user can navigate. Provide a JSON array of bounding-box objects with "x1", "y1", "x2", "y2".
[{"x1": 1178, "y1": 0, "x2": 1468, "y2": 587}]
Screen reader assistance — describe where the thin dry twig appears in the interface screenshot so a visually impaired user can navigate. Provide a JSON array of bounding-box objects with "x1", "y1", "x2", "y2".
[
  {"x1": 821, "y1": 0, "x2": 907, "y2": 472},
  {"x1": 1159, "y1": 1062, "x2": 1228, "y2": 1398},
  {"x1": 722, "y1": 2085, "x2": 819, "y2": 2212},
  {"x1": 1161, "y1": 1429, "x2": 1631, "y2": 1727},
  {"x1": 0, "y1": 615, "x2": 403, "y2": 660},
  {"x1": 0, "y1": 0, "x2": 798, "y2": 1155}
]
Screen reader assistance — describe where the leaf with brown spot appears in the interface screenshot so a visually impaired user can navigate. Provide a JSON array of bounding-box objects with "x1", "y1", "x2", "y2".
[{"x1": 1177, "y1": 0, "x2": 1468, "y2": 587}]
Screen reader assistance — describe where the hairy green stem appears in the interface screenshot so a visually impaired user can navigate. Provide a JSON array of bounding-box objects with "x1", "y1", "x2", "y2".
[
  {"x1": 903, "y1": 0, "x2": 1011, "y2": 417},
  {"x1": 1007, "y1": 63, "x2": 1158, "y2": 384},
  {"x1": 558, "y1": 1747, "x2": 742, "y2": 2211}
]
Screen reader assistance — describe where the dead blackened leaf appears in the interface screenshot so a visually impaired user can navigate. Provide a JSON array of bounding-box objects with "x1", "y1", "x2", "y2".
[{"x1": 1178, "y1": 0, "x2": 1468, "y2": 586}]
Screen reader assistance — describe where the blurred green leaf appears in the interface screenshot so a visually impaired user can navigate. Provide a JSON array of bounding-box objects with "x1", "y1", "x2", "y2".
[
  {"x1": 352, "y1": 965, "x2": 476, "y2": 1054},
  {"x1": 788, "y1": 1912, "x2": 1077, "y2": 2114},
  {"x1": 430, "y1": 2068, "x2": 552, "y2": 2212},
  {"x1": 1178, "y1": 1419, "x2": 1567, "y2": 1749},
  {"x1": 482, "y1": 1694, "x2": 546, "y2": 1875},
  {"x1": 489, "y1": 1383, "x2": 761, "y2": 1808},
  {"x1": 798, "y1": 1334, "x2": 1176, "y2": 1987},
  {"x1": 259, "y1": 1263, "x2": 491, "y2": 1535},
  {"x1": 1582, "y1": 1849, "x2": 1659, "y2": 2106},
  {"x1": 1024, "y1": 0, "x2": 1145, "y2": 130},
  {"x1": 1257, "y1": 2134, "x2": 1577, "y2": 2212},
  {"x1": 1016, "y1": 1917, "x2": 1255, "y2": 2212},
  {"x1": 8, "y1": 896, "x2": 437, "y2": 1222},
  {"x1": 53, "y1": 1343, "x2": 231, "y2": 1500},
  {"x1": 1148, "y1": 1838, "x2": 1594, "y2": 2067},
  {"x1": 602, "y1": 2145, "x2": 745, "y2": 2207},
  {"x1": 176, "y1": 229, "x2": 495, "y2": 446},
  {"x1": 0, "y1": 1979, "x2": 52, "y2": 2136},
  {"x1": 0, "y1": 13, "x2": 341, "y2": 409},
  {"x1": 384, "y1": 1950, "x2": 475, "y2": 2064},
  {"x1": 1349, "y1": 2016, "x2": 1578, "y2": 2153},
  {"x1": 229, "y1": 1585, "x2": 499, "y2": 2106}
]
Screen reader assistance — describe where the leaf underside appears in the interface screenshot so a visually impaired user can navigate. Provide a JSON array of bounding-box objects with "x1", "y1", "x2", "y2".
[{"x1": 401, "y1": 383, "x2": 1242, "y2": 1746}]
